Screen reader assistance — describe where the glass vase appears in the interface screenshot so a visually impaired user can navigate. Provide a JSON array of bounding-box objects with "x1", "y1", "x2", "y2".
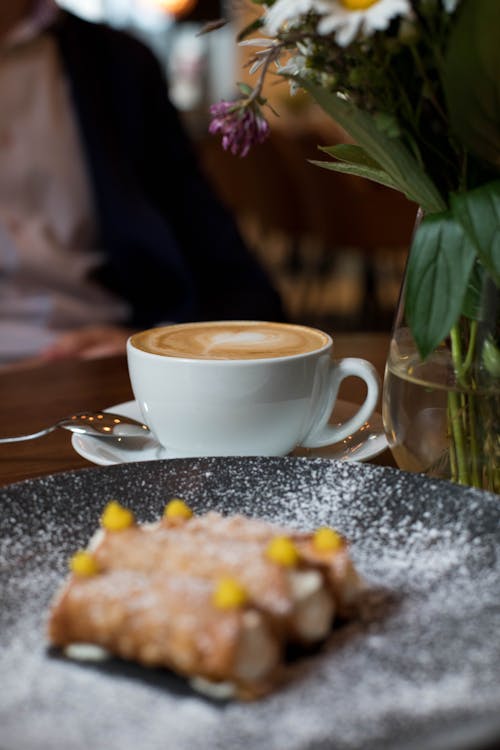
[{"x1": 382, "y1": 251, "x2": 500, "y2": 494}]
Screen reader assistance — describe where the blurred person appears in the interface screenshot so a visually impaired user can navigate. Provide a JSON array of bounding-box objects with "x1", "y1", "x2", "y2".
[{"x1": 0, "y1": 0, "x2": 284, "y2": 369}]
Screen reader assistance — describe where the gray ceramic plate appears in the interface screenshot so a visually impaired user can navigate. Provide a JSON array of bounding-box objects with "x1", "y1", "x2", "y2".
[{"x1": 1, "y1": 457, "x2": 500, "y2": 750}]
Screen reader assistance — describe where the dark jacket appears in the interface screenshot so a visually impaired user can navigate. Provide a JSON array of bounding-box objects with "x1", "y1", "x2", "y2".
[{"x1": 51, "y1": 12, "x2": 285, "y2": 327}]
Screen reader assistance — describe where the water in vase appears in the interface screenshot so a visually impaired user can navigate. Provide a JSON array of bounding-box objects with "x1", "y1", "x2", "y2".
[{"x1": 383, "y1": 347, "x2": 500, "y2": 492}]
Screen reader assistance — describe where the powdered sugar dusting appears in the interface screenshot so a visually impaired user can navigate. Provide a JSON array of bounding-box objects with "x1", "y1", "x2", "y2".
[{"x1": 1, "y1": 457, "x2": 500, "y2": 750}]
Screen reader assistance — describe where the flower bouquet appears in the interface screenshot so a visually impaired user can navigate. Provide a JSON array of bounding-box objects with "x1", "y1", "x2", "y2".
[{"x1": 208, "y1": 0, "x2": 500, "y2": 493}]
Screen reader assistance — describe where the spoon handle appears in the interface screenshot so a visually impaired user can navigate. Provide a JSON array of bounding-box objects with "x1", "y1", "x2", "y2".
[{"x1": 0, "y1": 426, "x2": 58, "y2": 443}]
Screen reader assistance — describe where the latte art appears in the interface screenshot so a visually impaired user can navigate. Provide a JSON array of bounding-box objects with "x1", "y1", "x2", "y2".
[{"x1": 131, "y1": 322, "x2": 329, "y2": 360}]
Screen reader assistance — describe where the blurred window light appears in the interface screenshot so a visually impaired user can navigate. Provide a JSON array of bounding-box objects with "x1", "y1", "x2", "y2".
[
  {"x1": 54, "y1": 0, "x2": 234, "y2": 130},
  {"x1": 56, "y1": 0, "x2": 172, "y2": 30},
  {"x1": 55, "y1": 0, "x2": 225, "y2": 31},
  {"x1": 148, "y1": 0, "x2": 197, "y2": 19},
  {"x1": 55, "y1": 0, "x2": 105, "y2": 21},
  {"x1": 104, "y1": 0, "x2": 172, "y2": 31}
]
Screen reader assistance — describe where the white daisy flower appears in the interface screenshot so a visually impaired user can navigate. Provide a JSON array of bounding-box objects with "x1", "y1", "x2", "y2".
[
  {"x1": 265, "y1": 0, "x2": 323, "y2": 35},
  {"x1": 265, "y1": 0, "x2": 412, "y2": 47}
]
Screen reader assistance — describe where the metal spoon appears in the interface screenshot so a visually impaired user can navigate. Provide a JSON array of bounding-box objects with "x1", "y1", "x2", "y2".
[{"x1": 0, "y1": 411, "x2": 150, "y2": 443}]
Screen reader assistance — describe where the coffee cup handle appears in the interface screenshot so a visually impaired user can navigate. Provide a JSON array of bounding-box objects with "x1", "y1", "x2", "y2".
[{"x1": 300, "y1": 358, "x2": 380, "y2": 448}]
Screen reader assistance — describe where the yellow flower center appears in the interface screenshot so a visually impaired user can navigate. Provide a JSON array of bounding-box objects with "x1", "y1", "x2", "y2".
[
  {"x1": 101, "y1": 500, "x2": 135, "y2": 531},
  {"x1": 313, "y1": 527, "x2": 344, "y2": 553},
  {"x1": 340, "y1": 0, "x2": 379, "y2": 10},
  {"x1": 70, "y1": 550, "x2": 99, "y2": 577},
  {"x1": 266, "y1": 536, "x2": 299, "y2": 567},
  {"x1": 164, "y1": 498, "x2": 193, "y2": 521},
  {"x1": 213, "y1": 578, "x2": 248, "y2": 609}
]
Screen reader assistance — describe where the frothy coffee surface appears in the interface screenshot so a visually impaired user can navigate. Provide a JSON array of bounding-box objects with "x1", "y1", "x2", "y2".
[{"x1": 131, "y1": 322, "x2": 329, "y2": 360}]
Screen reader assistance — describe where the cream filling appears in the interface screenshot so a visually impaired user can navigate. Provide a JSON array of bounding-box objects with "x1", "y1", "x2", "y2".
[
  {"x1": 189, "y1": 677, "x2": 236, "y2": 700},
  {"x1": 64, "y1": 643, "x2": 110, "y2": 661},
  {"x1": 87, "y1": 528, "x2": 105, "y2": 551},
  {"x1": 289, "y1": 570, "x2": 335, "y2": 641}
]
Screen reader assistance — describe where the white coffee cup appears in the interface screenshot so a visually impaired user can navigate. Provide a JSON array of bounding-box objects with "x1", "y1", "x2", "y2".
[{"x1": 127, "y1": 320, "x2": 379, "y2": 458}]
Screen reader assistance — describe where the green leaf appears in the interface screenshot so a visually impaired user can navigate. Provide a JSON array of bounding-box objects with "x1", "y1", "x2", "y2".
[
  {"x1": 462, "y1": 260, "x2": 488, "y2": 321},
  {"x1": 373, "y1": 112, "x2": 401, "y2": 139},
  {"x1": 320, "y1": 143, "x2": 384, "y2": 169},
  {"x1": 483, "y1": 336, "x2": 500, "y2": 377},
  {"x1": 296, "y1": 78, "x2": 447, "y2": 214},
  {"x1": 237, "y1": 82, "x2": 254, "y2": 98},
  {"x1": 405, "y1": 212, "x2": 477, "y2": 359},
  {"x1": 451, "y1": 180, "x2": 500, "y2": 287},
  {"x1": 310, "y1": 143, "x2": 400, "y2": 189},
  {"x1": 310, "y1": 157, "x2": 400, "y2": 192},
  {"x1": 443, "y1": 0, "x2": 500, "y2": 171},
  {"x1": 197, "y1": 19, "x2": 228, "y2": 36}
]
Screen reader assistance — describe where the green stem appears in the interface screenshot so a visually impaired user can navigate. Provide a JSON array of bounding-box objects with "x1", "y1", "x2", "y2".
[
  {"x1": 447, "y1": 399, "x2": 458, "y2": 483},
  {"x1": 448, "y1": 390, "x2": 469, "y2": 485},
  {"x1": 450, "y1": 325, "x2": 463, "y2": 374},
  {"x1": 246, "y1": 43, "x2": 283, "y2": 105},
  {"x1": 456, "y1": 321, "x2": 478, "y2": 383},
  {"x1": 409, "y1": 44, "x2": 448, "y2": 124},
  {"x1": 455, "y1": 321, "x2": 482, "y2": 487},
  {"x1": 448, "y1": 323, "x2": 470, "y2": 486},
  {"x1": 467, "y1": 392, "x2": 481, "y2": 488}
]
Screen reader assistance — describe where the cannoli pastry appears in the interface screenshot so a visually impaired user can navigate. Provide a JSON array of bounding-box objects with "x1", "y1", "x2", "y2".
[
  {"x1": 90, "y1": 503, "x2": 336, "y2": 643},
  {"x1": 175, "y1": 511, "x2": 364, "y2": 617},
  {"x1": 47, "y1": 499, "x2": 363, "y2": 698},
  {"x1": 49, "y1": 566, "x2": 280, "y2": 699}
]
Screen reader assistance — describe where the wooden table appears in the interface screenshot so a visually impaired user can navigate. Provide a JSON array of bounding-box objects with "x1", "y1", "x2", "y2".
[{"x1": 0, "y1": 332, "x2": 396, "y2": 488}]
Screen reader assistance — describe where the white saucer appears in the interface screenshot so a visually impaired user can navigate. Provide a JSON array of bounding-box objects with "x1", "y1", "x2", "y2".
[{"x1": 71, "y1": 400, "x2": 388, "y2": 467}]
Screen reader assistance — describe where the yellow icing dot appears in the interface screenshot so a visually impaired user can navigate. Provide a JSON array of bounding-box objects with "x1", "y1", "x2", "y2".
[
  {"x1": 266, "y1": 536, "x2": 299, "y2": 567},
  {"x1": 313, "y1": 527, "x2": 344, "y2": 553},
  {"x1": 164, "y1": 498, "x2": 193, "y2": 520},
  {"x1": 213, "y1": 578, "x2": 248, "y2": 609},
  {"x1": 101, "y1": 500, "x2": 135, "y2": 531},
  {"x1": 70, "y1": 550, "x2": 99, "y2": 577}
]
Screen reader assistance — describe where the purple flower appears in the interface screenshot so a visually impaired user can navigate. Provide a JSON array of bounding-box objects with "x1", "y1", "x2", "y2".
[{"x1": 209, "y1": 100, "x2": 270, "y2": 157}]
